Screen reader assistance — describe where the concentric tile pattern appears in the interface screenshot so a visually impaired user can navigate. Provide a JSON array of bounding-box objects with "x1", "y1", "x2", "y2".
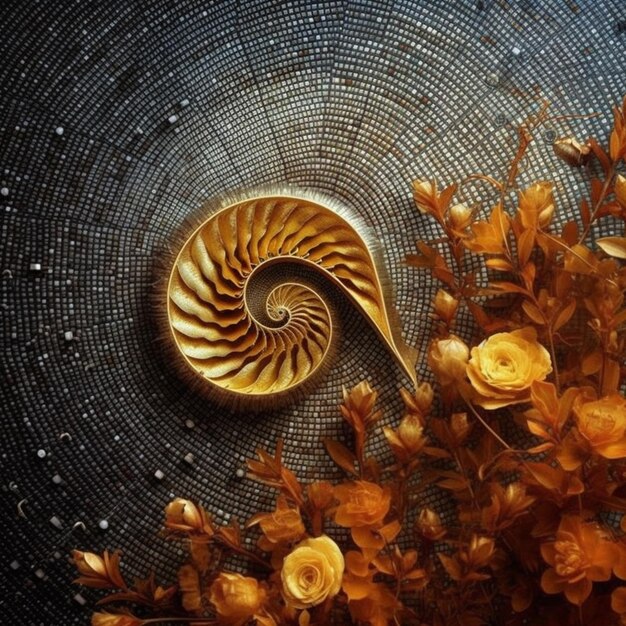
[{"x1": 1, "y1": 1, "x2": 625, "y2": 623}]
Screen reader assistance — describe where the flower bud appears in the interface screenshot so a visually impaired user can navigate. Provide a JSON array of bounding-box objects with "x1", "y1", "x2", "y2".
[
  {"x1": 414, "y1": 382, "x2": 434, "y2": 415},
  {"x1": 307, "y1": 481, "x2": 334, "y2": 511},
  {"x1": 518, "y1": 181, "x2": 555, "y2": 229},
  {"x1": 448, "y1": 203, "x2": 473, "y2": 231},
  {"x1": 428, "y1": 335, "x2": 469, "y2": 387},
  {"x1": 164, "y1": 498, "x2": 212, "y2": 534},
  {"x1": 416, "y1": 507, "x2": 446, "y2": 541},
  {"x1": 412, "y1": 179, "x2": 437, "y2": 215},
  {"x1": 397, "y1": 414, "x2": 426, "y2": 455},
  {"x1": 433, "y1": 289, "x2": 459, "y2": 326},
  {"x1": 73, "y1": 551, "x2": 107, "y2": 578},
  {"x1": 450, "y1": 412, "x2": 471, "y2": 445},
  {"x1": 616, "y1": 174, "x2": 626, "y2": 209}
]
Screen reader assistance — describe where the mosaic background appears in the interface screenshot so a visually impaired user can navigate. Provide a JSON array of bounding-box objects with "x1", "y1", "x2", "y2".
[{"x1": 1, "y1": 0, "x2": 626, "y2": 623}]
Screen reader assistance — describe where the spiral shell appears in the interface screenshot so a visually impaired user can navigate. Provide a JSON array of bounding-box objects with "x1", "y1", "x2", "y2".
[{"x1": 166, "y1": 193, "x2": 416, "y2": 406}]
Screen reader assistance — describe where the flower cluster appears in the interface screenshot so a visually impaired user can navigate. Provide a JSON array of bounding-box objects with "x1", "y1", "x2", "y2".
[{"x1": 75, "y1": 97, "x2": 626, "y2": 625}]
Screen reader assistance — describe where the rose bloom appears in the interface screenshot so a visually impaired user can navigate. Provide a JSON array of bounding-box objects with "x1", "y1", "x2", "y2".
[
  {"x1": 540, "y1": 516, "x2": 614, "y2": 605},
  {"x1": 334, "y1": 481, "x2": 391, "y2": 528},
  {"x1": 281, "y1": 536, "x2": 344, "y2": 609},
  {"x1": 428, "y1": 335, "x2": 470, "y2": 387},
  {"x1": 209, "y1": 572, "x2": 266, "y2": 624},
  {"x1": 467, "y1": 327, "x2": 552, "y2": 409},
  {"x1": 574, "y1": 391, "x2": 626, "y2": 459}
]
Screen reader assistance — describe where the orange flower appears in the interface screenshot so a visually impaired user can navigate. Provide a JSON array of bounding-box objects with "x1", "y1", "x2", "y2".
[
  {"x1": 540, "y1": 516, "x2": 614, "y2": 605},
  {"x1": 73, "y1": 550, "x2": 126, "y2": 589},
  {"x1": 383, "y1": 414, "x2": 426, "y2": 463},
  {"x1": 334, "y1": 481, "x2": 390, "y2": 528},
  {"x1": 439, "y1": 535, "x2": 495, "y2": 583},
  {"x1": 433, "y1": 289, "x2": 459, "y2": 325},
  {"x1": 209, "y1": 572, "x2": 266, "y2": 624},
  {"x1": 91, "y1": 614, "x2": 142, "y2": 626},
  {"x1": 428, "y1": 334, "x2": 470, "y2": 387},
  {"x1": 416, "y1": 507, "x2": 446, "y2": 541},
  {"x1": 448, "y1": 203, "x2": 473, "y2": 233},
  {"x1": 307, "y1": 481, "x2": 334, "y2": 511},
  {"x1": 164, "y1": 498, "x2": 213, "y2": 535},
  {"x1": 254, "y1": 496, "x2": 305, "y2": 547},
  {"x1": 341, "y1": 381, "x2": 381, "y2": 432},
  {"x1": 573, "y1": 391, "x2": 626, "y2": 459},
  {"x1": 467, "y1": 327, "x2": 552, "y2": 409},
  {"x1": 464, "y1": 203, "x2": 511, "y2": 255},
  {"x1": 281, "y1": 536, "x2": 344, "y2": 609},
  {"x1": 518, "y1": 181, "x2": 555, "y2": 229},
  {"x1": 481, "y1": 483, "x2": 535, "y2": 532}
]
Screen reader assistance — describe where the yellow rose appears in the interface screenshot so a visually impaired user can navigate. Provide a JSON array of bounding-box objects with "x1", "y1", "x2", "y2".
[
  {"x1": 428, "y1": 335, "x2": 470, "y2": 387},
  {"x1": 281, "y1": 536, "x2": 345, "y2": 609},
  {"x1": 467, "y1": 327, "x2": 552, "y2": 409},
  {"x1": 574, "y1": 391, "x2": 626, "y2": 459},
  {"x1": 209, "y1": 572, "x2": 266, "y2": 624}
]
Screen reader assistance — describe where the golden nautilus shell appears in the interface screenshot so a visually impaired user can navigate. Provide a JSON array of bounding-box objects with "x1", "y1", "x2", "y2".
[{"x1": 165, "y1": 192, "x2": 416, "y2": 407}]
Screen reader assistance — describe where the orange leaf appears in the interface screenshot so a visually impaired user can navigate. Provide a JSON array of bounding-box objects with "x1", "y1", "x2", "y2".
[
  {"x1": 324, "y1": 439, "x2": 357, "y2": 475},
  {"x1": 485, "y1": 258, "x2": 514, "y2": 271},
  {"x1": 552, "y1": 299, "x2": 576, "y2": 331},
  {"x1": 522, "y1": 300, "x2": 545, "y2": 325},
  {"x1": 517, "y1": 228, "x2": 535, "y2": 266},
  {"x1": 491, "y1": 281, "x2": 529, "y2": 296},
  {"x1": 564, "y1": 244, "x2": 598, "y2": 275},
  {"x1": 526, "y1": 420, "x2": 551, "y2": 440},
  {"x1": 596, "y1": 236, "x2": 626, "y2": 259}
]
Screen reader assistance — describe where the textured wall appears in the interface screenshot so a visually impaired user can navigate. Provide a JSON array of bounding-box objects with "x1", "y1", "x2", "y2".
[{"x1": 1, "y1": 0, "x2": 626, "y2": 623}]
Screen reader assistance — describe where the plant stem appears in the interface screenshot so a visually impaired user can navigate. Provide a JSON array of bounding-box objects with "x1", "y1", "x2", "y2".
[
  {"x1": 578, "y1": 166, "x2": 616, "y2": 244},
  {"x1": 462, "y1": 394, "x2": 513, "y2": 452}
]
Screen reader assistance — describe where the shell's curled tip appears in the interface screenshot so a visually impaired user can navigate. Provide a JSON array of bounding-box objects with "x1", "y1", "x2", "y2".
[{"x1": 165, "y1": 192, "x2": 416, "y2": 408}]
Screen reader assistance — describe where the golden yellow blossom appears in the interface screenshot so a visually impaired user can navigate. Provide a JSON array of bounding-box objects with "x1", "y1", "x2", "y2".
[
  {"x1": 334, "y1": 481, "x2": 390, "y2": 528},
  {"x1": 428, "y1": 335, "x2": 470, "y2": 387},
  {"x1": 281, "y1": 536, "x2": 344, "y2": 609},
  {"x1": 573, "y1": 391, "x2": 626, "y2": 459},
  {"x1": 467, "y1": 327, "x2": 552, "y2": 409},
  {"x1": 209, "y1": 572, "x2": 266, "y2": 624},
  {"x1": 540, "y1": 516, "x2": 614, "y2": 605}
]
